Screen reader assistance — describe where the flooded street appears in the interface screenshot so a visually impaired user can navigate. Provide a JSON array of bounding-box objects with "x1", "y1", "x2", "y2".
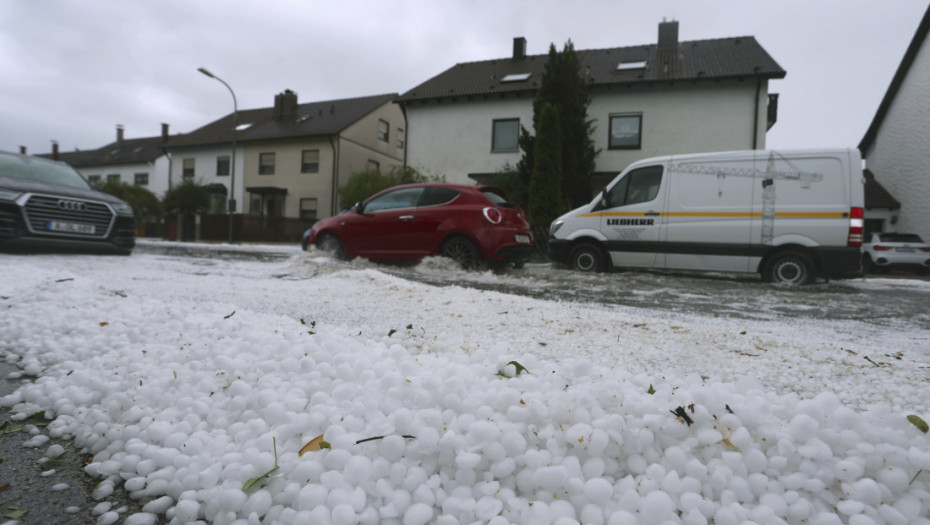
[{"x1": 137, "y1": 240, "x2": 930, "y2": 334}]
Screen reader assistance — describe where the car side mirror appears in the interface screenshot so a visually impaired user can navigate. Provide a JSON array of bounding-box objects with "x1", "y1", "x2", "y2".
[{"x1": 354, "y1": 202, "x2": 364, "y2": 214}]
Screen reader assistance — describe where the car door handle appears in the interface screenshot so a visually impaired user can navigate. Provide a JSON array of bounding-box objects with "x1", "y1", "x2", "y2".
[{"x1": 398, "y1": 215, "x2": 414, "y2": 221}]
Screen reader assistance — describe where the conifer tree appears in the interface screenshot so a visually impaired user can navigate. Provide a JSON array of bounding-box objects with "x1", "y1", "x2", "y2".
[
  {"x1": 528, "y1": 103, "x2": 563, "y2": 254},
  {"x1": 519, "y1": 40, "x2": 597, "y2": 210}
]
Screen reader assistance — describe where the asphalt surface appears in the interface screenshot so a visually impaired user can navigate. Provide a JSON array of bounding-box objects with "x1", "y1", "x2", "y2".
[{"x1": 0, "y1": 360, "x2": 153, "y2": 525}]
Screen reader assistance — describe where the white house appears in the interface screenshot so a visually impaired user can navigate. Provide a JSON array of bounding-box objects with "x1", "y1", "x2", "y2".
[
  {"x1": 858, "y1": 4, "x2": 930, "y2": 241},
  {"x1": 41, "y1": 124, "x2": 172, "y2": 198},
  {"x1": 397, "y1": 20, "x2": 785, "y2": 192}
]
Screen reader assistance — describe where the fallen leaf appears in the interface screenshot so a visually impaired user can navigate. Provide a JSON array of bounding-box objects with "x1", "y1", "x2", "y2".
[
  {"x1": 99, "y1": 322, "x2": 109, "y2": 327},
  {"x1": 299, "y1": 434, "x2": 331, "y2": 456},
  {"x1": 907, "y1": 414, "x2": 929, "y2": 433}
]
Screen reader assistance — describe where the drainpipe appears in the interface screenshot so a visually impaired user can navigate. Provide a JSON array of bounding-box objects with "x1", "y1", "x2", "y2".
[
  {"x1": 752, "y1": 79, "x2": 762, "y2": 149},
  {"x1": 399, "y1": 103, "x2": 409, "y2": 172},
  {"x1": 328, "y1": 135, "x2": 340, "y2": 216}
]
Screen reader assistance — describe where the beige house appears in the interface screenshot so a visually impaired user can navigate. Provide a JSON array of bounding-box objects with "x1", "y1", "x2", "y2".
[{"x1": 166, "y1": 91, "x2": 404, "y2": 221}]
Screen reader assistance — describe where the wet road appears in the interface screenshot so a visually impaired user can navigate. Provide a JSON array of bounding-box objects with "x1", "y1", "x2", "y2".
[{"x1": 137, "y1": 241, "x2": 930, "y2": 333}]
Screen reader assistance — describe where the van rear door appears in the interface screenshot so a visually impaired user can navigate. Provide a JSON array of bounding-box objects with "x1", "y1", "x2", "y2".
[{"x1": 595, "y1": 163, "x2": 665, "y2": 268}]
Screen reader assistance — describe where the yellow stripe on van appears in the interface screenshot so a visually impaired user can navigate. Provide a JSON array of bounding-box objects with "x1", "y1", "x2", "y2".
[{"x1": 577, "y1": 211, "x2": 849, "y2": 219}]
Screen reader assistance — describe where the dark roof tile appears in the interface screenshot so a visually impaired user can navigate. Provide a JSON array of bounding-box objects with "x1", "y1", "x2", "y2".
[
  {"x1": 37, "y1": 136, "x2": 166, "y2": 168},
  {"x1": 398, "y1": 37, "x2": 785, "y2": 103},
  {"x1": 167, "y1": 93, "x2": 398, "y2": 148}
]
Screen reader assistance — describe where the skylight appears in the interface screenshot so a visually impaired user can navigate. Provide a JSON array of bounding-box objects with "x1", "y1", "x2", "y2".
[
  {"x1": 617, "y1": 60, "x2": 648, "y2": 71},
  {"x1": 236, "y1": 123, "x2": 253, "y2": 131},
  {"x1": 501, "y1": 73, "x2": 532, "y2": 83}
]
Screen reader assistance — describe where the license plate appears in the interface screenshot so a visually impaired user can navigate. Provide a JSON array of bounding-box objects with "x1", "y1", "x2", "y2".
[
  {"x1": 895, "y1": 247, "x2": 915, "y2": 252},
  {"x1": 515, "y1": 234, "x2": 531, "y2": 244},
  {"x1": 47, "y1": 221, "x2": 96, "y2": 234}
]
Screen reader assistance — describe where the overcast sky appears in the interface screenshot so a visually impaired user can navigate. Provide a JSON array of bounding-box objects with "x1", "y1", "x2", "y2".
[{"x1": 1, "y1": 1, "x2": 926, "y2": 157}]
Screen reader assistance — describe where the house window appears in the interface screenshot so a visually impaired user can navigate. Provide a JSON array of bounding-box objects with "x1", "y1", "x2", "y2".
[
  {"x1": 609, "y1": 113, "x2": 642, "y2": 149},
  {"x1": 182, "y1": 158, "x2": 195, "y2": 179},
  {"x1": 87, "y1": 175, "x2": 101, "y2": 184},
  {"x1": 259, "y1": 152, "x2": 275, "y2": 175},
  {"x1": 134, "y1": 173, "x2": 149, "y2": 186},
  {"x1": 492, "y1": 119, "x2": 520, "y2": 152},
  {"x1": 300, "y1": 198, "x2": 318, "y2": 220},
  {"x1": 107, "y1": 174, "x2": 120, "y2": 184},
  {"x1": 367, "y1": 160, "x2": 380, "y2": 172},
  {"x1": 378, "y1": 120, "x2": 389, "y2": 142},
  {"x1": 217, "y1": 155, "x2": 230, "y2": 176},
  {"x1": 301, "y1": 150, "x2": 320, "y2": 173}
]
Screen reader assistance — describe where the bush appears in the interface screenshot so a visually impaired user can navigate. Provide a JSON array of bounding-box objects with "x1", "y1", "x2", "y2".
[
  {"x1": 97, "y1": 180, "x2": 162, "y2": 224},
  {"x1": 162, "y1": 180, "x2": 210, "y2": 215},
  {"x1": 338, "y1": 166, "x2": 444, "y2": 210}
]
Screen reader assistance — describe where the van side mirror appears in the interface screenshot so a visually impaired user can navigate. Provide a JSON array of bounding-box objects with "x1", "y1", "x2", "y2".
[{"x1": 594, "y1": 191, "x2": 608, "y2": 210}]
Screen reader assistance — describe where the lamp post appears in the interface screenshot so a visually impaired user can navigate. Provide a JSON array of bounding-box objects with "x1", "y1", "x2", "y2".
[{"x1": 197, "y1": 67, "x2": 238, "y2": 244}]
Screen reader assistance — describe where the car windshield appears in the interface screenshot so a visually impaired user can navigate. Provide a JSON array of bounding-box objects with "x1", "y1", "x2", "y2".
[
  {"x1": 878, "y1": 233, "x2": 924, "y2": 243},
  {"x1": 0, "y1": 154, "x2": 93, "y2": 190}
]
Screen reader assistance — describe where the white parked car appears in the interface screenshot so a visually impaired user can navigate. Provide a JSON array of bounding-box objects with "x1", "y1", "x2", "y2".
[{"x1": 862, "y1": 232, "x2": 930, "y2": 274}]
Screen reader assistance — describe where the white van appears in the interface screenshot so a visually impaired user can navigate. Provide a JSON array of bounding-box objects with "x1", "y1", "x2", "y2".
[{"x1": 547, "y1": 149, "x2": 865, "y2": 284}]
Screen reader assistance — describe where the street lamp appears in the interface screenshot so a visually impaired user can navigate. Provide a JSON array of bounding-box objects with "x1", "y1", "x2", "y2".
[{"x1": 198, "y1": 66, "x2": 238, "y2": 244}]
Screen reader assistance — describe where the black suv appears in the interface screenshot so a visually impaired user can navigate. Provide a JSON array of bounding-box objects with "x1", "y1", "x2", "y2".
[{"x1": 0, "y1": 151, "x2": 135, "y2": 254}]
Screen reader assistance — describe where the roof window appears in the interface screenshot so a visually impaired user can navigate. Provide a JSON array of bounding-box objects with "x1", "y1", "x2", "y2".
[
  {"x1": 501, "y1": 73, "x2": 532, "y2": 83},
  {"x1": 617, "y1": 60, "x2": 647, "y2": 71},
  {"x1": 236, "y1": 123, "x2": 253, "y2": 131}
]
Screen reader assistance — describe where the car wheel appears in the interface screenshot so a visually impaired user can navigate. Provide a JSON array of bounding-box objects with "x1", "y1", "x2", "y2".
[
  {"x1": 763, "y1": 250, "x2": 814, "y2": 285},
  {"x1": 569, "y1": 243, "x2": 605, "y2": 272},
  {"x1": 440, "y1": 236, "x2": 480, "y2": 269},
  {"x1": 316, "y1": 233, "x2": 344, "y2": 259}
]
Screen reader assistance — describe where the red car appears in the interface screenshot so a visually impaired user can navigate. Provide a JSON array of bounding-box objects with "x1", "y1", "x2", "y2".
[{"x1": 302, "y1": 183, "x2": 534, "y2": 269}]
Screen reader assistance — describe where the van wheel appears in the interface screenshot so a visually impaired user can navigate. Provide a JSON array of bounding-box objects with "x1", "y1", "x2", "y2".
[
  {"x1": 569, "y1": 243, "x2": 606, "y2": 272},
  {"x1": 316, "y1": 233, "x2": 344, "y2": 259},
  {"x1": 763, "y1": 251, "x2": 814, "y2": 285},
  {"x1": 441, "y1": 236, "x2": 481, "y2": 270}
]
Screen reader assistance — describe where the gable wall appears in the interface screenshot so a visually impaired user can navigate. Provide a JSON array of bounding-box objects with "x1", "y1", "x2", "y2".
[
  {"x1": 404, "y1": 79, "x2": 768, "y2": 188},
  {"x1": 862, "y1": 35, "x2": 930, "y2": 241}
]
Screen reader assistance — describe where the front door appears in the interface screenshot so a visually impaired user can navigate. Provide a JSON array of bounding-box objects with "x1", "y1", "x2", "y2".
[{"x1": 597, "y1": 164, "x2": 665, "y2": 269}]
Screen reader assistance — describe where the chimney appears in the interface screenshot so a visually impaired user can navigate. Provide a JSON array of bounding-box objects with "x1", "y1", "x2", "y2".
[
  {"x1": 161, "y1": 123, "x2": 170, "y2": 144},
  {"x1": 19, "y1": 146, "x2": 26, "y2": 155},
  {"x1": 117, "y1": 124, "x2": 125, "y2": 146},
  {"x1": 52, "y1": 141, "x2": 59, "y2": 160},
  {"x1": 513, "y1": 37, "x2": 527, "y2": 60},
  {"x1": 658, "y1": 18, "x2": 679, "y2": 48},
  {"x1": 273, "y1": 89, "x2": 298, "y2": 120}
]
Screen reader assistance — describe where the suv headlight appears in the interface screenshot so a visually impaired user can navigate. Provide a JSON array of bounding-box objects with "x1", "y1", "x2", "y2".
[
  {"x1": 0, "y1": 189, "x2": 22, "y2": 202},
  {"x1": 549, "y1": 220, "x2": 564, "y2": 238},
  {"x1": 111, "y1": 202, "x2": 134, "y2": 215}
]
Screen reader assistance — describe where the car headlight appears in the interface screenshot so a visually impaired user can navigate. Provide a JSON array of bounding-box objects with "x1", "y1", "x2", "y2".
[
  {"x1": 111, "y1": 202, "x2": 134, "y2": 215},
  {"x1": 549, "y1": 220, "x2": 563, "y2": 238},
  {"x1": 0, "y1": 189, "x2": 22, "y2": 202}
]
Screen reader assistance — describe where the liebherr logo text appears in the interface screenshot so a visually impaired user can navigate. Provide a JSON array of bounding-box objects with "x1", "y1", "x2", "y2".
[{"x1": 607, "y1": 218, "x2": 654, "y2": 226}]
